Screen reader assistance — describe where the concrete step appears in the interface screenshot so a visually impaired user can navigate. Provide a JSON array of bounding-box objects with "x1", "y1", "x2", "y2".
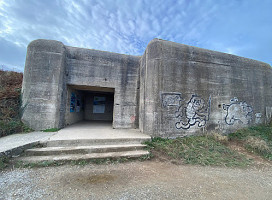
[
  {"x1": 17, "y1": 150, "x2": 149, "y2": 163},
  {"x1": 25, "y1": 144, "x2": 147, "y2": 156},
  {"x1": 44, "y1": 138, "x2": 150, "y2": 147}
]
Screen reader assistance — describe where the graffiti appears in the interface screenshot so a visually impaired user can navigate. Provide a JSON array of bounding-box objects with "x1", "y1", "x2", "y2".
[
  {"x1": 161, "y1": 93, "x2": 182, "y2": 107},
  {"x1": 130, "y1": 115, "x2": 136, "y2": 123},
  {"x1": 175, "y1": 95, "x2": 211, "y2": 129},
  {"x1": 223, "y1": 97, "x2": 253, "y2": 125},
  {"x1": 255, "y1": 113, "x2": 262, "y2": 124}
]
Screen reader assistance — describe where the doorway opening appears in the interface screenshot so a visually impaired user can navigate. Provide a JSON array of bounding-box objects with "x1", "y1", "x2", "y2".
[{"x1": 65, "y1": 85, "x2": 115, "y2": 127}]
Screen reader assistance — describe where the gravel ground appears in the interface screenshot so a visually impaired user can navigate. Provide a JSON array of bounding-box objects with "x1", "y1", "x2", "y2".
[{"x1": 1, "y1": 161, "x2": 272, "y2": 200}]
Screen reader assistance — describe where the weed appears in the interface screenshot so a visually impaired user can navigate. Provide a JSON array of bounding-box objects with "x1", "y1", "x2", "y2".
[
  {"x1": 146, "y1": 136, "x2": 251, "y2": 167},
  {"x1": 228, "y1": 125, "x2": 272, "y2": 160},
  {"x1": 0, "y1": 156, "x2": 9, "y2": 170},
  {"x1": 42, "y1": 128, "x2": 60, "y2": 132},
  {"x1": 14, "y1": 160, "x2": 63, "y2": 168},
  {"x1": 138, "y1": 153, "x2": 153, "y2": 161},
  {"x1": 229, "y1": 125, "x2": 272, "y2": 142},
  {"x1": 0, "y1": 70, "x2": 31, "y2": 138},
  {"x1": 208, "y1": 131, "x2": 229, "y2": 144}
]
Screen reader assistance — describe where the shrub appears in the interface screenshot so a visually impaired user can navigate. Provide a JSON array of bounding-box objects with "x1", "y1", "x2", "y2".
[{"x1": 0, "y1": 70, "x2": 31, "y2": 137}]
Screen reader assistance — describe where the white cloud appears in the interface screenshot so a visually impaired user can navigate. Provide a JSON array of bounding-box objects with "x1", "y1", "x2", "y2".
[{"x1": 0, "y1": 0, "x2": 272, "y2": 71}]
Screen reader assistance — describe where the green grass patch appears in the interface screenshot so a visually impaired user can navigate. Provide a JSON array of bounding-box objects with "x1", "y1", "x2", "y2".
[
  {"x1": 0, "y1": 120, "x2": 33, "y2": 138},
  {"x1": 228, "y1": 125, "x2": 272, "y2": 160},
  {"x1": 146, "y1": 136, "x2": 251, "y2": 167},
  {"x1": 0, "y1": 156, "x2": 9, "y2": 170},
  {"x1": 42, "y1": 128, "x2": 60, "y2": 132},
  {"x1": 14, "y1": 160, "x2": 60, "y2": 168}
]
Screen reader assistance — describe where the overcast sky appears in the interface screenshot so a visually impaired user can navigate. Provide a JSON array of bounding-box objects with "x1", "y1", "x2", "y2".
[{"x1": 0, "y1": 0, "x2": 271, "y2": 72}]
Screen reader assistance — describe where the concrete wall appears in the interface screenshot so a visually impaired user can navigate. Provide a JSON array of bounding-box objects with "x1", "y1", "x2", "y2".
[
  {"x1": 22, "y1": 40, "x2": 140, "y2": 130},
  {"x1": 65, "y1": 87, "x2": 84, "y2": 126},
  {"x1": 21, "y1": 40, "x2": 67, "y2": 130},
  {"x1": 22, "y1": 38, "x2": 272, "y2": 137},
  {"x1": 65, "y1": 46, "x2": 140, "y2": 128},
  {"x1": 84, "y1": 92, "x2": 114, "y2": 121},
  {"x1": 140, "y1": 39, "x2": 272, "y2": 137}
]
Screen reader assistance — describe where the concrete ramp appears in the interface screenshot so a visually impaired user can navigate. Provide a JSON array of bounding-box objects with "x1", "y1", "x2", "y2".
[{"x1": 16, "y1": 121, "x2": 151, "y2": 163}]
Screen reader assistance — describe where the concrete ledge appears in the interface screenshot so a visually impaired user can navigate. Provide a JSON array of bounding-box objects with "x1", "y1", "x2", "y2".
[
  {"x1": 0, "y1": 142, "x2": 39, "y2": 158},
  {"x1": 0, "y1": 132, "x2": 55, "y2": 158}
]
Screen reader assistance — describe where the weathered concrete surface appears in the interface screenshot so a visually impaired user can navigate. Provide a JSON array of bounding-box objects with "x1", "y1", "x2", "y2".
[
  {"x1": 21, "y1": 39, "x2": 67, "y2": 130},
  {"x1": 65, "y1": 46, "x2": 141, "y2": 129},
  {"x1": 47, "y1": 121, "x2": 150, "y2": 141},
  {"x1": 22, "y1": 40, "x2": 140, "y2": 130},
  {"x1": 16, "y1": 150, "x2": 149, "y2": 163},
  {"x1": 140, "y1": 39, "x2": 272, "y2": 137},
  {"x1": 21, "y1": 38, "x2": 272, "y2": 138},
  {"x1": 0, "y1": 131, "x2": 55, "y2": 158},
  {"x1": 25, "y1": 144, "x2": 147, "y2": 156},
  {"x1": 65, "y1": 87, "x2": 84, "y2": 125},
  {"x1": 15, "y1": 121, "x2": 151, "y2": 163}
]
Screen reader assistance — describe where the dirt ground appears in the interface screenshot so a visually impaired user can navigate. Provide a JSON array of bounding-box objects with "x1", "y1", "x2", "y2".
[{"x1": 1, "y1": 160, "x2": 272, "y2": 200}]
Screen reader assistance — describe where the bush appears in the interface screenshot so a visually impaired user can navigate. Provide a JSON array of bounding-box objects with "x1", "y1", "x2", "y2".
[{"x1": 0, "y1": 70, "x2": 32, "y2": 137}]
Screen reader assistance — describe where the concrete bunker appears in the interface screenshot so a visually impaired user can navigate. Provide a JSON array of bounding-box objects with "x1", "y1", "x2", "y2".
[
  {"x1": 21, "y1": 38, "x2": 272, "y2": 137},
  {"x1": 65, "y1": 85, "x2": 115, "y2": 126}
]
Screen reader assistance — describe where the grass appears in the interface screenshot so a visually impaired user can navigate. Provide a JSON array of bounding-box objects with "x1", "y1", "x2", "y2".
[
  {"x1": 228, "y1": 125, "x2": 272, "y2": 160},
  {"x1": 0, "y1": 156, "x2": 9, "y2": 170},
  {"x1": 145, "y1": 136, "x2": 251, "y2": 167},
  {"x1": 145, "y1": 125, "x2": 272, "y2": 167},
  {"x1": 2, "y1": 125, "x2": 270, "y2": 169},
  {"x1": 0, "y1": 120, "x2": 33, "y2": 137},
  {"x1": 10, "y1": 157, "x2": 146, "y2": 169},
  {"x1": 42, "y1": 128, "x2": 60, "y2": 132}
]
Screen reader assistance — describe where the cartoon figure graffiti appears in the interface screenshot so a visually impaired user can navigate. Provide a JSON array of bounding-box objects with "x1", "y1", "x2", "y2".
[
  {"x1": 161, "y1": 93, "x2": 182, "y2": 107},
  {"x1": 223, "y1": 97, "x2": 253, "y2": 125},
  {"x1": 175, "y1": 95, "x2": 211, "y2": 129}
]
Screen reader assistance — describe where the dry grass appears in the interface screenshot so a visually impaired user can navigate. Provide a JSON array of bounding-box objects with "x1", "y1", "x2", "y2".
[
  {"x1": 245, "y1": 136, "x2": 271, "y2": 154},
  {"x1": 0, "y1": 70, "x2": 31, "y2": 137},
  {"x1": 208, "y1": 131, "x2": 229, "y2": 144},
  {"x1": 145, "y1": 137, "x2": 251, "y2": 167},
  {"x1": 0, "y1": 70, "x2": 23, "y2": 100}
]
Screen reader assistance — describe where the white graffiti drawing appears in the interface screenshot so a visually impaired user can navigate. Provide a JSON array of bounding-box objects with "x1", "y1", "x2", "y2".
[
  {"x1": 255, "y1": 113, "x2": 262, "y2": 124},
  {"x1": 223, "y1": 97, "x2": 253, "y2": 125},
  {"x1": 161, "y1": 93, "x2": 182, "y2": 107},
  {"x1": 175, "y1": 95, "x2": 211, "y2": 129}
]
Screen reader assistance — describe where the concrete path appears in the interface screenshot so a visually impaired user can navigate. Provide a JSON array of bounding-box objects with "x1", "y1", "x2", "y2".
[
  {"x1": 0, "y1": 131, "x2": 55, "y2": 157},
  {"x1": 49, "y1": 121, "x2": 150, "y2": 141}
]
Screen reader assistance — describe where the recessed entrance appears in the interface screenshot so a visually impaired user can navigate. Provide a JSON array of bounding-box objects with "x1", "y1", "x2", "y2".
[{"x1": 65, "y1": 85, "x2": 115, "y2": 127}]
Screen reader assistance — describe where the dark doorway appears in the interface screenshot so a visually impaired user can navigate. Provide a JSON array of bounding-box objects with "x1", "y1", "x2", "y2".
[
  {"x1": 66, "y1": 85, "x2": 115, "y2": 126},
  {"x1": 83, "y1": 91, "x2": 114, "y2": 122}
]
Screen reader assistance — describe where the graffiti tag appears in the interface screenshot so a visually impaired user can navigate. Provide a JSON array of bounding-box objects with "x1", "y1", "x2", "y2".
[
  {"x1": 161, "y1": 93, "x2": 182, "y2": 107},
  {"x1": 223, "y1": 97, "x2": 253, "y2": 125},
  {"x1": 175, "y1": 95, "x2": 211, "y2": 129}
]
